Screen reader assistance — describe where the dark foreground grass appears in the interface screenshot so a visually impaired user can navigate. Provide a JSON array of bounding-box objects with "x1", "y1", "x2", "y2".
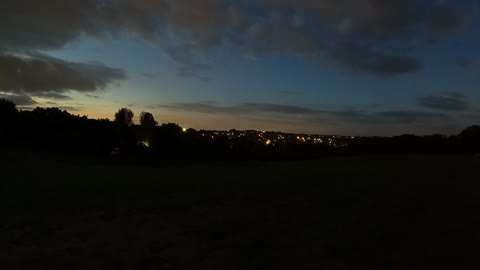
[{"x1": 1, "y1": 155, "x2": 480, "y2": 269}]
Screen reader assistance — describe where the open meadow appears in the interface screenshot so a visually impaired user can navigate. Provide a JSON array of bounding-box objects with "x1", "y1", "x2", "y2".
[{"x1": 1, "y1": 155, "x2": 480, "y2": 269}]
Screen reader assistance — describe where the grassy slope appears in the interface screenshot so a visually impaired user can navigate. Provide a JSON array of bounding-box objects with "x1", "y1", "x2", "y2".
[{"x1": 1, "y1": 155, "x2": 480, "y2": 269}]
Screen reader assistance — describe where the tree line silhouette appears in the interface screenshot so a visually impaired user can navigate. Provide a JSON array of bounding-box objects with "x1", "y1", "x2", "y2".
[{"x1": 1, "y1": 98, "x2": 479, "y2": 162}]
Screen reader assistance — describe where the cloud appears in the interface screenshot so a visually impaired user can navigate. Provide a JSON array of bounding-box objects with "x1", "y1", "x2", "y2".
[
  {"x1": 326, "y1": 44, "x2": 423, "y2": 76},
  {"x1": 57, "y1": 106, "x2": 83, "y2": 112},
  {"x1": 176, "y1": 63, "x2": 213, "y2": 79},
  {"x1": 0, "y1": 52, "x2": 126, "y2": 95},
  {"x1": 418, "y1": 93, "x2": 468, "y2": 111},
  {"x1": 0, "y1": 92, "x2": 37, "y2": 106},
  {"x1": 33, "y1": 92, "x2": 72, "y2": 100},
  {"x1": 378, "y1": 110, "x2": 446, "y2": 123},
  {"x1": 239, "y1": 103, "x2": 317, "y2": 114},
  {"x1": 141, "y1": 72, "x2": 160, "y2": 78},
  {"x1": 0, "y1": 0, "x2": 474, "y2": 77},
  {"x1": 162, "y1": 102, "x2": 225, "y2": 114},
  {"x1": 454, "y1": 59, "x2": 480, "y2": 70},
  {"x1": 162, "y1": 102, "x2": 318, "y2": 115},
  {"x1": 316, "y1": 109, "x2": 448, "y2": 125},
  {"x1": 162, "y1": 101, "x2": 451, "y2": 125}
]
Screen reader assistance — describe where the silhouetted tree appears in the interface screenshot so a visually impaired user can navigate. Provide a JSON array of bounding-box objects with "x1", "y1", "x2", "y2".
[
  {"x1": 140, "y1": 111, "x2": 158, "y2": 127},
  {"x1": 0, "y1": 98, "x2": 18, "y2": 119},
  {"x1": 161, "y1": 123, "x2": 183, "y2": 134},
  {"x1": 459, "y1": 125, "x2": 480, "y2": 153},
  {"x1": 0, "y1": 98, "x2": 18, "y2": 149},
  {"x1": 114, "y1": 108, "x2": 134, "y2": 127},
  {"x1": 459, "y1": 126, "x2": 480, "y2": 138}
]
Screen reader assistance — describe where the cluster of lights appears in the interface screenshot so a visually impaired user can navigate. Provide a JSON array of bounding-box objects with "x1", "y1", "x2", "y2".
[{"x1": 191, "y1": 129, "x2": 355, "y2": 148}]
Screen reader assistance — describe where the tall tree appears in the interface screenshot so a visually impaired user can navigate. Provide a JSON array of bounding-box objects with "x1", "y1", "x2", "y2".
[
  {"x1": 114, "y1": 108, "x2": 134, "y2": 127},
  {"x1": 1, "y1": 98, "x2": 18, "y2": 136},
  {"x1": 0, "y1": 98, "x2": 18, "y2": 116},
  {"x1": 140, "y1": 111, "x2": 158, "y2": 127}
]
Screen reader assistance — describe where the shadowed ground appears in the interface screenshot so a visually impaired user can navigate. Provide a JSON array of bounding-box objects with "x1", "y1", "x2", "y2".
[{"x1": 1, "y1": 155, "x2": 479, "y2": 269}]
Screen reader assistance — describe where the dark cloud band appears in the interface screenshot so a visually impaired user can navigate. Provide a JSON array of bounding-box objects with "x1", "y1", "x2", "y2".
[
  {"x1": 0, "y1": 0, "x2": 473, "y2": 78},
  {"x1": 162, "y1": 102, "x2": 317, "y2": 115},
  {"x1": 0, "y1": 92, "x2": 37, "y2": 106},
  {"x1": 0, "y1": 52, "x2": 126, "y2": 94},
  {"x1": 418, "y1": 93, "x2": 469, "y2": 111},
  {"x1": 161, "y1": 101, "x2": 449, "y2": 125}
]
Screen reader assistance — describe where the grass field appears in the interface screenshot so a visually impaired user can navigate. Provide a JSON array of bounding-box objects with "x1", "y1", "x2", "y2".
[{"x1": 1, "y1": 155, "x2": 480, "y2": 269}]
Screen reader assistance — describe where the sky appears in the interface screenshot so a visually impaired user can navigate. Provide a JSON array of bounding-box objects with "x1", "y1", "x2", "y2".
[{"x1": 1, "y1": 0, "x2": 480, "y2": 136}]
